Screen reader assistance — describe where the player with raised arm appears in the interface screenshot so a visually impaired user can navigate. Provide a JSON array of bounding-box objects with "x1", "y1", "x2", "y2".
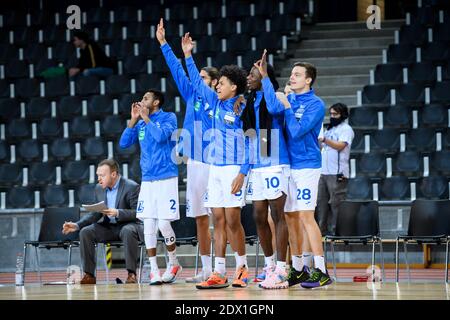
[
  {"x1": 256, "y1": 50, "x2": 332, "y2": 289},
  {"x1": 182, "y1": 33, "x2": 251, "y2": 289},
  {"x1": 156, "y1": 18, "x2": 219, "y2": 284},
  {"x1": 119, "y1": 90, "x2": 182, "y2": 285}
]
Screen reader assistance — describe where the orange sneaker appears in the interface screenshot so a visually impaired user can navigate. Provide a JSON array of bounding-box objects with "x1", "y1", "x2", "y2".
[
  {"x1": 196, "y1": 271, "x2": 229, "y2": 289},
  {"x1": 232, "y1": 265, "x2": 249, "y2": 288}
]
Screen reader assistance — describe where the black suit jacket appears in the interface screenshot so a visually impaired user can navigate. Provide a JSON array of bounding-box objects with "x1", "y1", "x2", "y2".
[{"x1": 76, "y1": 177, "x2": 141, "y2": 229}]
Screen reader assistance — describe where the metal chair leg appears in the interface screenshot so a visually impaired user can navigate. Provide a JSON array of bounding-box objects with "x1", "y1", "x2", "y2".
[
  {"x1": 371, "y1": 241, "x2": 376, "y2": 282},
  {"x1": 395, "y1": 239, "x2": 400, "y2": 282},
  {"x1": 195, "y1": 245, "x2": 199, "y2": 276},
  {"x1": 22, "y1": 243, "x2": 27, "y2": 285},
  {"x1": 379, "y1": 239, "x2": 385, "y2": 282},
  {"x1": 103, "y1": 244, "x2": 109, "y2": 284},
  {"x1": 403, "y1": 241, "x2": 411, "y2": 282},
  {"x1": 138, "y1": 245, "x2": 144, "y2": 284},
  {"x1": 331, "y1": 241, "x2": 337, "y2": 281},
  {"x1": 34, "y1": 246, "x2": 41, "y2": 284},
  {"x1": 67, "y1": 244, "x2": 73, "y2": 284},
  {"x1": 445, "y1": 239, "x2": 449, "y2": 284}
]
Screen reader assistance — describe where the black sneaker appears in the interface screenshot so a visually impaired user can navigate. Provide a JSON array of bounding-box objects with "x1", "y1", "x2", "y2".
[
  {"x1": 300, "y1": 268, "x2": 333, "y2": 289},
  {"x1": 287, "y1": 265, "x2": 310, "y2": 287}
]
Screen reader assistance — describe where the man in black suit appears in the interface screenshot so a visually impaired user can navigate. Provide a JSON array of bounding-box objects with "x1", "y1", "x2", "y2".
[{"x1": 62, "y1": 159, "x2": 143, "y2": 284}]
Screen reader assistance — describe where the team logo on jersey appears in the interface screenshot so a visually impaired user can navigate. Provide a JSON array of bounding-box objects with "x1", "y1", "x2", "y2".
[
  {"x1": 295, "y1": 105, "x2": 305, "y2": 120},
  {"x1": 155, "y1": 121, "x2": 161, "y2": 128},
  {"x1": 204, "y1": 102, "x2": 210, "y2": 110},
  {"x1": 214, "y1": 108, "x2": 220, "y2": 119},
  {"x1": 194, "y1": 100, "x2": 201, "y2": 112},
  {"x1": 224, "y1": 112, "x2": 236, "y2": 125},
  {"x1": 138, "y1": 129, "x2": 145, "y2": 141},
  {"x1": 247, "y1": 182, "x2": 253, "y2": 195},
  {"x1": 137, "y1": 201, "x2": 144, "y2": 213}
]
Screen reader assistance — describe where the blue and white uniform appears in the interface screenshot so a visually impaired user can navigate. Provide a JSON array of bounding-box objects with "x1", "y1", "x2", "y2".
[
  {"x1": 262, "y1": 77, "x2": 325, "y2": 211},
  {"x1": 185, "y1": 55, "x2": 250, "y2": 208},
  {"x1": 245, "y1": 91, "x2": 291, "y2": 201},
  {"x1": 119, "y1": 109, "x2": 180, "y2": 221},
  {"x1": 161, "y1": 43, "x2": 212, "y2": 217}
]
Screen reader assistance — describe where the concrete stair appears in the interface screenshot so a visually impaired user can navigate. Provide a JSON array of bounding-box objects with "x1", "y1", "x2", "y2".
[{"x1": 279, "y1": 19, "x2": 405, "y2": 107}]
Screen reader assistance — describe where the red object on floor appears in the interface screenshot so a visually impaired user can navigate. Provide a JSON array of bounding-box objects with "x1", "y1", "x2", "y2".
[{"x1": 353, "y1": 275, "x2": 369, "y2": 282}]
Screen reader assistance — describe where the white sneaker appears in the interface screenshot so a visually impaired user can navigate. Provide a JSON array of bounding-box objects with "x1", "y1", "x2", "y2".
[
  {"x1": 162, "y1": 263, "x2": 183, "y2": 283},
  {"x1": 150, "y1": 271, "x2": 162, "y2": 286},
  {"x1": 185, "y1": 270, "x2": 211, "y2": 283},
  {"x1": 260, "y1": 266, "x2": 288, "y2": 289}
]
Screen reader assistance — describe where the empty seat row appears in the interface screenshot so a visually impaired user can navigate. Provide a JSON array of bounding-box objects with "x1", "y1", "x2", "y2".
[
  {"x1": 347, "y1": 175, "x2": 450, "y2": 201},
  {"x1": 350, "y1": 104, "x2": 449, "y2": 129}
]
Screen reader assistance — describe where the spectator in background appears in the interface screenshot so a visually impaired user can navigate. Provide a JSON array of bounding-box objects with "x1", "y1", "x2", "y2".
[
  {"x1": 315, "y1": 103, "x2": 354, "y2": 236},
  {"x1": 68, "y1": 31, "x2": 114, "y2": 78}
]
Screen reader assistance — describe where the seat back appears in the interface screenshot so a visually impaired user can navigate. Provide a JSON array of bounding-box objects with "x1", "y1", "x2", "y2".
[
  {"x1": 335, "y1": 201, "x2": 379, "y2": 237},
  {"x1": 407, "y1": 199, "x2": 450, "y2": 237},
  {"x1": 38, "y1": 207, "x2": 80, "y2": 242}
]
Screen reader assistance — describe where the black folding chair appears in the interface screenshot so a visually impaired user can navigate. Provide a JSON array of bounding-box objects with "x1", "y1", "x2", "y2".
[
  {"x1": 395, "y1": 199, "x2": 450, "y2": 283},
  {"x1": 23, "y1": 207, "x2": 80, "y2": 284},
  {"x1": 325, "y1": 200, "x2": 385, "y2": 282}
]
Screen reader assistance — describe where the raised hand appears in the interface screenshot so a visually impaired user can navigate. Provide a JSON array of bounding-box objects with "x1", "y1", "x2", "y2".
[
  {"x1": 253, "y1": 49, "x2": 268, "y2": 78},
  {"x1": 131, "y1": 102, "x2": 140, "y2": 120},
  {"x1": 275, "y1": 92, "x2": 291, "y2": 110},
  {"x1": 181, "y1": 32, "x2": 195, "y2": 57},
  {"x1": 156, "y1": 18, "x2": 166, "y2": 45}
]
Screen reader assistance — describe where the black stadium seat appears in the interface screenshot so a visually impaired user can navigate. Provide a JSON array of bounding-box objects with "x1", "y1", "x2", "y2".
[
  {"x1": 88, "y1": 95, "x2": 113, "y2": 119},
  {"x1": 406, "y1": 127, "x2": 436, "y2": 151},
  {"x1": 431, "y1": 150, "x2": 450, "y2": 175},
  {"x1": 349, "y1": 107, "x2": 378, "y2": 129},
  {"x1": 380, "y1": 176, "x2": 411, "y2": 200},
  {"x1": 397, "y1": 83, "x2": 425, "y2": 106},
  {"x1": 409, "y1": 62, "x2": 436, "y2": 85},
  {"x1": 362, "y1": 84, "x2": 390, "y2": 105},
  {"x1": 0, "y1": 163, "x2": 22, "y2": 189},
  {"x1": 76, "y1": 183, "x2": 97, "y2": 205},
  {"x1": 62, "y1": 160, "x2": 90, "y2": 186},
  {"x1": 356, "y1": 153, "x2": 386, "y2": 177},
  {"x1": 82, "y1": 137, "x2": 107, "y2": 159},
  {"x1": 5, "y1": 59, "x2": 28, "y2": 79},
  {"x1": 102, "y1": 115, "x2": 125, "y2": 138},
  {"x1": 58, "y1": 96, "x2": 83, "y2": 120},
  {"x1": 42, "y1": 184, "x2": 68, "y2": 207},
  {"x1": 387, "y1": 43, "x2": 416, "y2": 64},
  {"x1": 18, "y1": 139, "x2": 42, "y2": 163},
  {"x1": 0, "y1": 99, "x2": 20, "y2": 121},
  {"x1": 44, "y1": 77, "x2": 69, "y2": 98},
  {"x1": 69, "y1": 116, "x2": 95, "y2": 140},
  {"x1": 384, "y1": 106, "x2": 412, "y2": 129},
  {"x1": 420, "y1": 104, "x2": 448, "y2": 127},
  {"x1": 375, "y1": 63, "x2": 403, "y2": 84},
  {"x1": 393, "y1": 151, "x2": 423, "y2": 176},
  {"x1": 7, "y1": 119, "x2": 31, "y2": 142},
  {"x1": 49, "y1": 138, "x2": 75, "y2": 162},
  {"x1": 417, "y1": 176, "x2": 449, "y2": 200},
  {"x1": 15, "y1": 78, "x2": 40, "y2": 99},
  {"x1": 38, "y1": 118, "x2": 63, "y2": 141},
  {"x1": 370, "y1": 129, "x2": 400, "y2": 153},
  {"x1": 431, "y1": 81, "x2": 450, "y2": 103},
  {"x1": 106, "y1": 75, "x2": 131, "y2": 95},
  {"x1": 0, "y1": 141, "x2": 10, "y2": 163},
  {"x1": 346, "y1": 176, "x2": 373, "y2": 200},
  {"x1": 26, "y1": 98, "x2": 52, "y2": 120},
  {"x1": 75, "y1": 75, "x2": 100, "y2": 96},
  {"x1": 7, "y1": 186, "x2": 34, "y2": 208},
  {"x1": 29, "y1": 162, "x2": 56, "y2": 187}
]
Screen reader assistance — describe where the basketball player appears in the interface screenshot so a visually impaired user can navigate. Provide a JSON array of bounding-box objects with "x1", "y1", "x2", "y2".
[
  {"x1": 119, "y1": 89, "x2": 182, "y2": 285},
  {"x1": 156, "y1": 18, "x2": 218, "y2": 283}
]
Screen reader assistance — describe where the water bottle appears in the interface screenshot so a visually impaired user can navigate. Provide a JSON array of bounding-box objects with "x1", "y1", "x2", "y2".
[{"x1": 15, "y1": 253, "x2": 24, "y2": 286}]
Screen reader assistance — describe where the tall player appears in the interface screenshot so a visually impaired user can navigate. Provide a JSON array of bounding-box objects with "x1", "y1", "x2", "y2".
[
  {"x1": 156, "y1": 19, "x2": 218, "y2": 283},
  {"x1": 240, "y1": 63, "x2": 291, "y2": 289},
  {"x1": 256, "y1": 50, "x2": 332, "y2": 288},
  {"x1": 182, "y1": 33, "x2": 251, "y2": 289},
  {"x1": 119, "y1": 90, "x2": 182, "y2": 285}
]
